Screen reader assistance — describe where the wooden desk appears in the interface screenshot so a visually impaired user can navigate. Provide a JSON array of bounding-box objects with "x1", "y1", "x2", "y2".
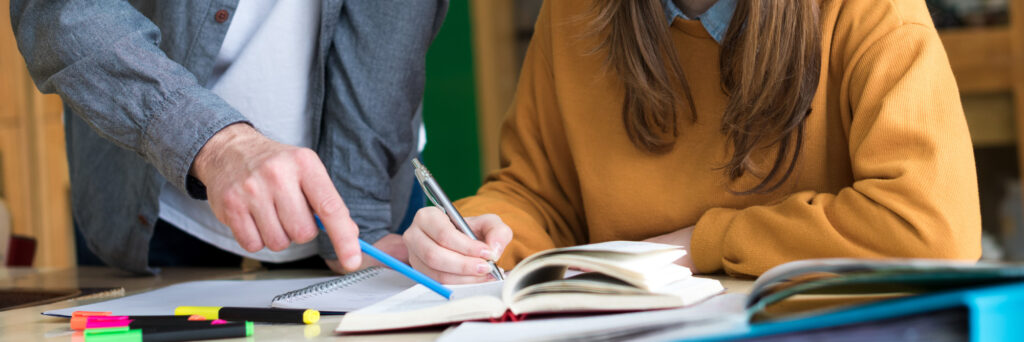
[
  {"x1": 0, "y1": 267, "x2": 754, "y2": 341},
  {"x1": 0, "y1": 266, "x2": 437, "y2": 341}
]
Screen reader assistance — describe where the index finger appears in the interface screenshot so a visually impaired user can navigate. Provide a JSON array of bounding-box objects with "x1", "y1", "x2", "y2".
[
  {"x1": 415, "y1": 208, "x2": 494, "y2": 260},
  {"x1": 300, "y1": 161, "x2": 361, "y2": 271}
]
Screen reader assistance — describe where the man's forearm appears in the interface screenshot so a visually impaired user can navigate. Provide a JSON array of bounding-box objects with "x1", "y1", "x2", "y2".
[{"x1": 11, "y1": 0, "x2": 248, "y2": 195}]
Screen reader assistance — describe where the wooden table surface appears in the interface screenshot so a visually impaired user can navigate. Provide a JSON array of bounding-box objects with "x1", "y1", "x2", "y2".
[{"x1": 0, "y1": 266, "x2": 754, "y2": 341}]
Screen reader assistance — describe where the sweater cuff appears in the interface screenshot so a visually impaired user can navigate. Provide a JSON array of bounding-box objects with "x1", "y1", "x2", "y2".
[{"x1": 692, "y1": 207, "x2": 739, "y2": 273}]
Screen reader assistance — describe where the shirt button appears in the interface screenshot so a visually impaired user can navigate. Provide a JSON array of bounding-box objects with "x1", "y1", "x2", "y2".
[
  {"x1": 137, "y1": 215, "x2": 149, "y2": 226},
  {"x1": 214, "y1": 9, "x2": 230, "y2": 23}
]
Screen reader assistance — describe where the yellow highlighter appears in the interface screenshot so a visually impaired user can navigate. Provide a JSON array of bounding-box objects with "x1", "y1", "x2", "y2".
[{"x1": 175, "y1": 306, "x2": 319, "y2": 324}]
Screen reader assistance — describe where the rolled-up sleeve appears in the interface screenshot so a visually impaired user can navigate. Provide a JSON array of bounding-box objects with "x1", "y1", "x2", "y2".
[{"x1": 10, "y1": 0, "x2": 248, "y2": 198}]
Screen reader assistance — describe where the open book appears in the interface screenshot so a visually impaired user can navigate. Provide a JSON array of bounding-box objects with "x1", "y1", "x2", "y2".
[
  {"x1": 336, "y1": 241, "x2": 724, "y2": 333},
  {"x1": 436, "y1": 258, "x2": 1024, "y2": 342}
]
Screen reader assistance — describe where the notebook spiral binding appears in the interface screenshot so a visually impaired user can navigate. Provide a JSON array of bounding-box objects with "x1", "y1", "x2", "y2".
[{"x1": 272, "y1": 267, "x2": 383, "y2": 304}]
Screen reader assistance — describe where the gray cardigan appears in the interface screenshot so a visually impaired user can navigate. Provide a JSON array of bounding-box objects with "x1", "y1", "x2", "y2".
[{"x1": 10, "y1": 0, "x2": 448, "y2": 274}]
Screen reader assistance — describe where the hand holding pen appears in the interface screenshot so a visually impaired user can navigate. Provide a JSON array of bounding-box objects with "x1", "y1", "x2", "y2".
[{"x1": 403, "y1": 159, "x2": 513, "y2": 284}]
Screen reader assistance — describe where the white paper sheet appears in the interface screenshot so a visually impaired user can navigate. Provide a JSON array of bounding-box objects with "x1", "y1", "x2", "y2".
[
  {"x1": 44, "y1": 277, "x2": 333, "y2": 317},
  {"x1": 44, "y1": 268, "x2": 415, "y2": 317}
]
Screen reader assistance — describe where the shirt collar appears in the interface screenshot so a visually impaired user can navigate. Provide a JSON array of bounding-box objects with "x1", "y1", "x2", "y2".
[{"x1": 662, "y1": 0, "x2": 736, "y2": 43}]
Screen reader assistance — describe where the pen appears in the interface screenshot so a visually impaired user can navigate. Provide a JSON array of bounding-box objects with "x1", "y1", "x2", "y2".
[
  {"x1": 412, "y1": 159, "x2": 504, "y2": 281},
  {"x1": 174, "y1": 306, "x2": 319, "y2": 324},
  {"x1": 314, "y1": 216, "x2": 453, "y2": 299}
]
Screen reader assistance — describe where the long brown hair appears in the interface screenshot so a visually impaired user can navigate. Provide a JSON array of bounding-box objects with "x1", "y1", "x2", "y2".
[{"x1": 588, "y1": 0, "x2": 821, "y2": 193}]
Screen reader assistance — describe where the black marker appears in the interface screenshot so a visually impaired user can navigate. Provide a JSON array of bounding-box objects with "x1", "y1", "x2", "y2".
[
  {"x1": 82, "y1": 321, "x2": 252, "y2": 342},
  {"x1": 175, "y1": 306, "x2": 319, "y2": 324}
]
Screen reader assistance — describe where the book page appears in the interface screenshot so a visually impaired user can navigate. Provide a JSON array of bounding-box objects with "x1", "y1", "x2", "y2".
[
  {"x1": 509, "y1": 276, "x2": 724, "y2": 314},
  {"x1": 745, "y1": 257, "x2": 1024, "y2": 315},
  {"x1": 439, "y1": 293, "x2": 748, "y2": 342},
  {"x1": 554, "y1": 251, "x2": 690, "y2": 274},
  {"x1": 502, "y1": 241, "x2": 699, "y2": 307},
  {"x1": 753, "y1": 258, "x2": 981, "y2": 293},
  {"x1": 357, "y1": 281, "x2": 504, "y2": 314},
  {"x1": 503, "y1": 253, "x2": 692, "y2": 300},
  {"x1": 336, "y1": 281, "x2": 507, "y2": 333},
  {"x1": 555, "y1": 241, "x2": 684, "y2": 254}
]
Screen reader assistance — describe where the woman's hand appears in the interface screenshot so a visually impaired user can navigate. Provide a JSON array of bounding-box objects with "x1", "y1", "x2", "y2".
[
  {"x1": 643, "y1": 226, "x2": 698, "y2": 273},
  {"x1": 404, "y1": 208, "x2": 513, "y2": 284}
]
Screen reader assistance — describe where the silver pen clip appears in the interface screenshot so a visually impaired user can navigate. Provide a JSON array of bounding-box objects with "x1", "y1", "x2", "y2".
[{"x1": 412, "y1": 159, "x2": 445, "y2": 215}]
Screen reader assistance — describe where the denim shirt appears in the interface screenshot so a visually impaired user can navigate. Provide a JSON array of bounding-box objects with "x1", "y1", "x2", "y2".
[
  {"x1": 10, "y1": 0, "x2": 448, "y2": 274},
  {"x1": 662, "y1": 0, "x2": 736, "y2": 43}
]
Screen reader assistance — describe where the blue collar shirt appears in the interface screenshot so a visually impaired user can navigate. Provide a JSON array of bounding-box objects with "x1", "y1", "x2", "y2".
[{"x1": 662, "y1": 0, "x2": 737, "y2": 43}]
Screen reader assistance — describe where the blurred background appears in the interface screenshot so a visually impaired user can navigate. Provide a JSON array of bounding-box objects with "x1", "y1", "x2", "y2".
[{"x1": 0, "y1": 0, "x2": 1022, "y2": 269}]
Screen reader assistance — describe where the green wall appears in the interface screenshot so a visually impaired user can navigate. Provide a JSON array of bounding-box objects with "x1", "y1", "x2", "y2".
[{"x1": 422, "y1": 0, "x2": 483, "y2": 200}]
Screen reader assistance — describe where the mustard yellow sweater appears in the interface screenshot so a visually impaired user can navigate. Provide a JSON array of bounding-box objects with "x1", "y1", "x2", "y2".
[{"x1": 456, "y1": 0, "x2": 981, "y2": 277}]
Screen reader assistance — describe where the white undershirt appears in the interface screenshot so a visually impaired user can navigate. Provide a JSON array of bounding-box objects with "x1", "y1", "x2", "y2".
[{"x1": 158, "y1": 1, "x2": 321, "y2": 262}]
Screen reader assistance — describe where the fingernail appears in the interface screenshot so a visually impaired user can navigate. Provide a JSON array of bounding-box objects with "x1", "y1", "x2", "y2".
[
  {"x1": 479, "y1": 249, "x2": 494, "y2": 259},
  {"x1": 344, "y1": 255, "x2": 360, "y2": 269},
  {"x1": 476, "y1": 263, "x2": 490, "y2": 274}
]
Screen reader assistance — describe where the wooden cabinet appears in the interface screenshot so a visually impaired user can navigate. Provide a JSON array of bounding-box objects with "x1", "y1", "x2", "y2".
[
  {"x1": 469, "y1": 0, "x2": 518, "y2": 176},
  {"x1": 938, "y1": 4, "x2": 1024, "y2": 150},
  {"x1": 0, "y1": 0, "x2": 74, "y2": 268},
  {"x1": 936, "y1": 0, "x2": 1024, "y2": 248}
]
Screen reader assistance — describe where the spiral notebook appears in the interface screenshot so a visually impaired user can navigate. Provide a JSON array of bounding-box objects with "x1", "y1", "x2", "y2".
[
  {"x1": 44, "y1": 267, "x2": 416, "y2": 317},
  {"x1": 270, "y1": 267, "x2": 416, "y2": 312}
]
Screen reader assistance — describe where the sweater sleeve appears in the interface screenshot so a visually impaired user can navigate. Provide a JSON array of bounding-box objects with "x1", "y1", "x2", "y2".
[
  {"x1": 456, "y1": 1, "x2": 586, "y2": 270},
  {"x1": 690, "y1": 24, "x2": 982, "y2": 277}
]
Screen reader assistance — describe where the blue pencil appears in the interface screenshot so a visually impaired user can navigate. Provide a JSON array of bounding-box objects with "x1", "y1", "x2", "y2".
[{"x1": 314, "y1": 216, "x2": 453, "y2": 299}]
